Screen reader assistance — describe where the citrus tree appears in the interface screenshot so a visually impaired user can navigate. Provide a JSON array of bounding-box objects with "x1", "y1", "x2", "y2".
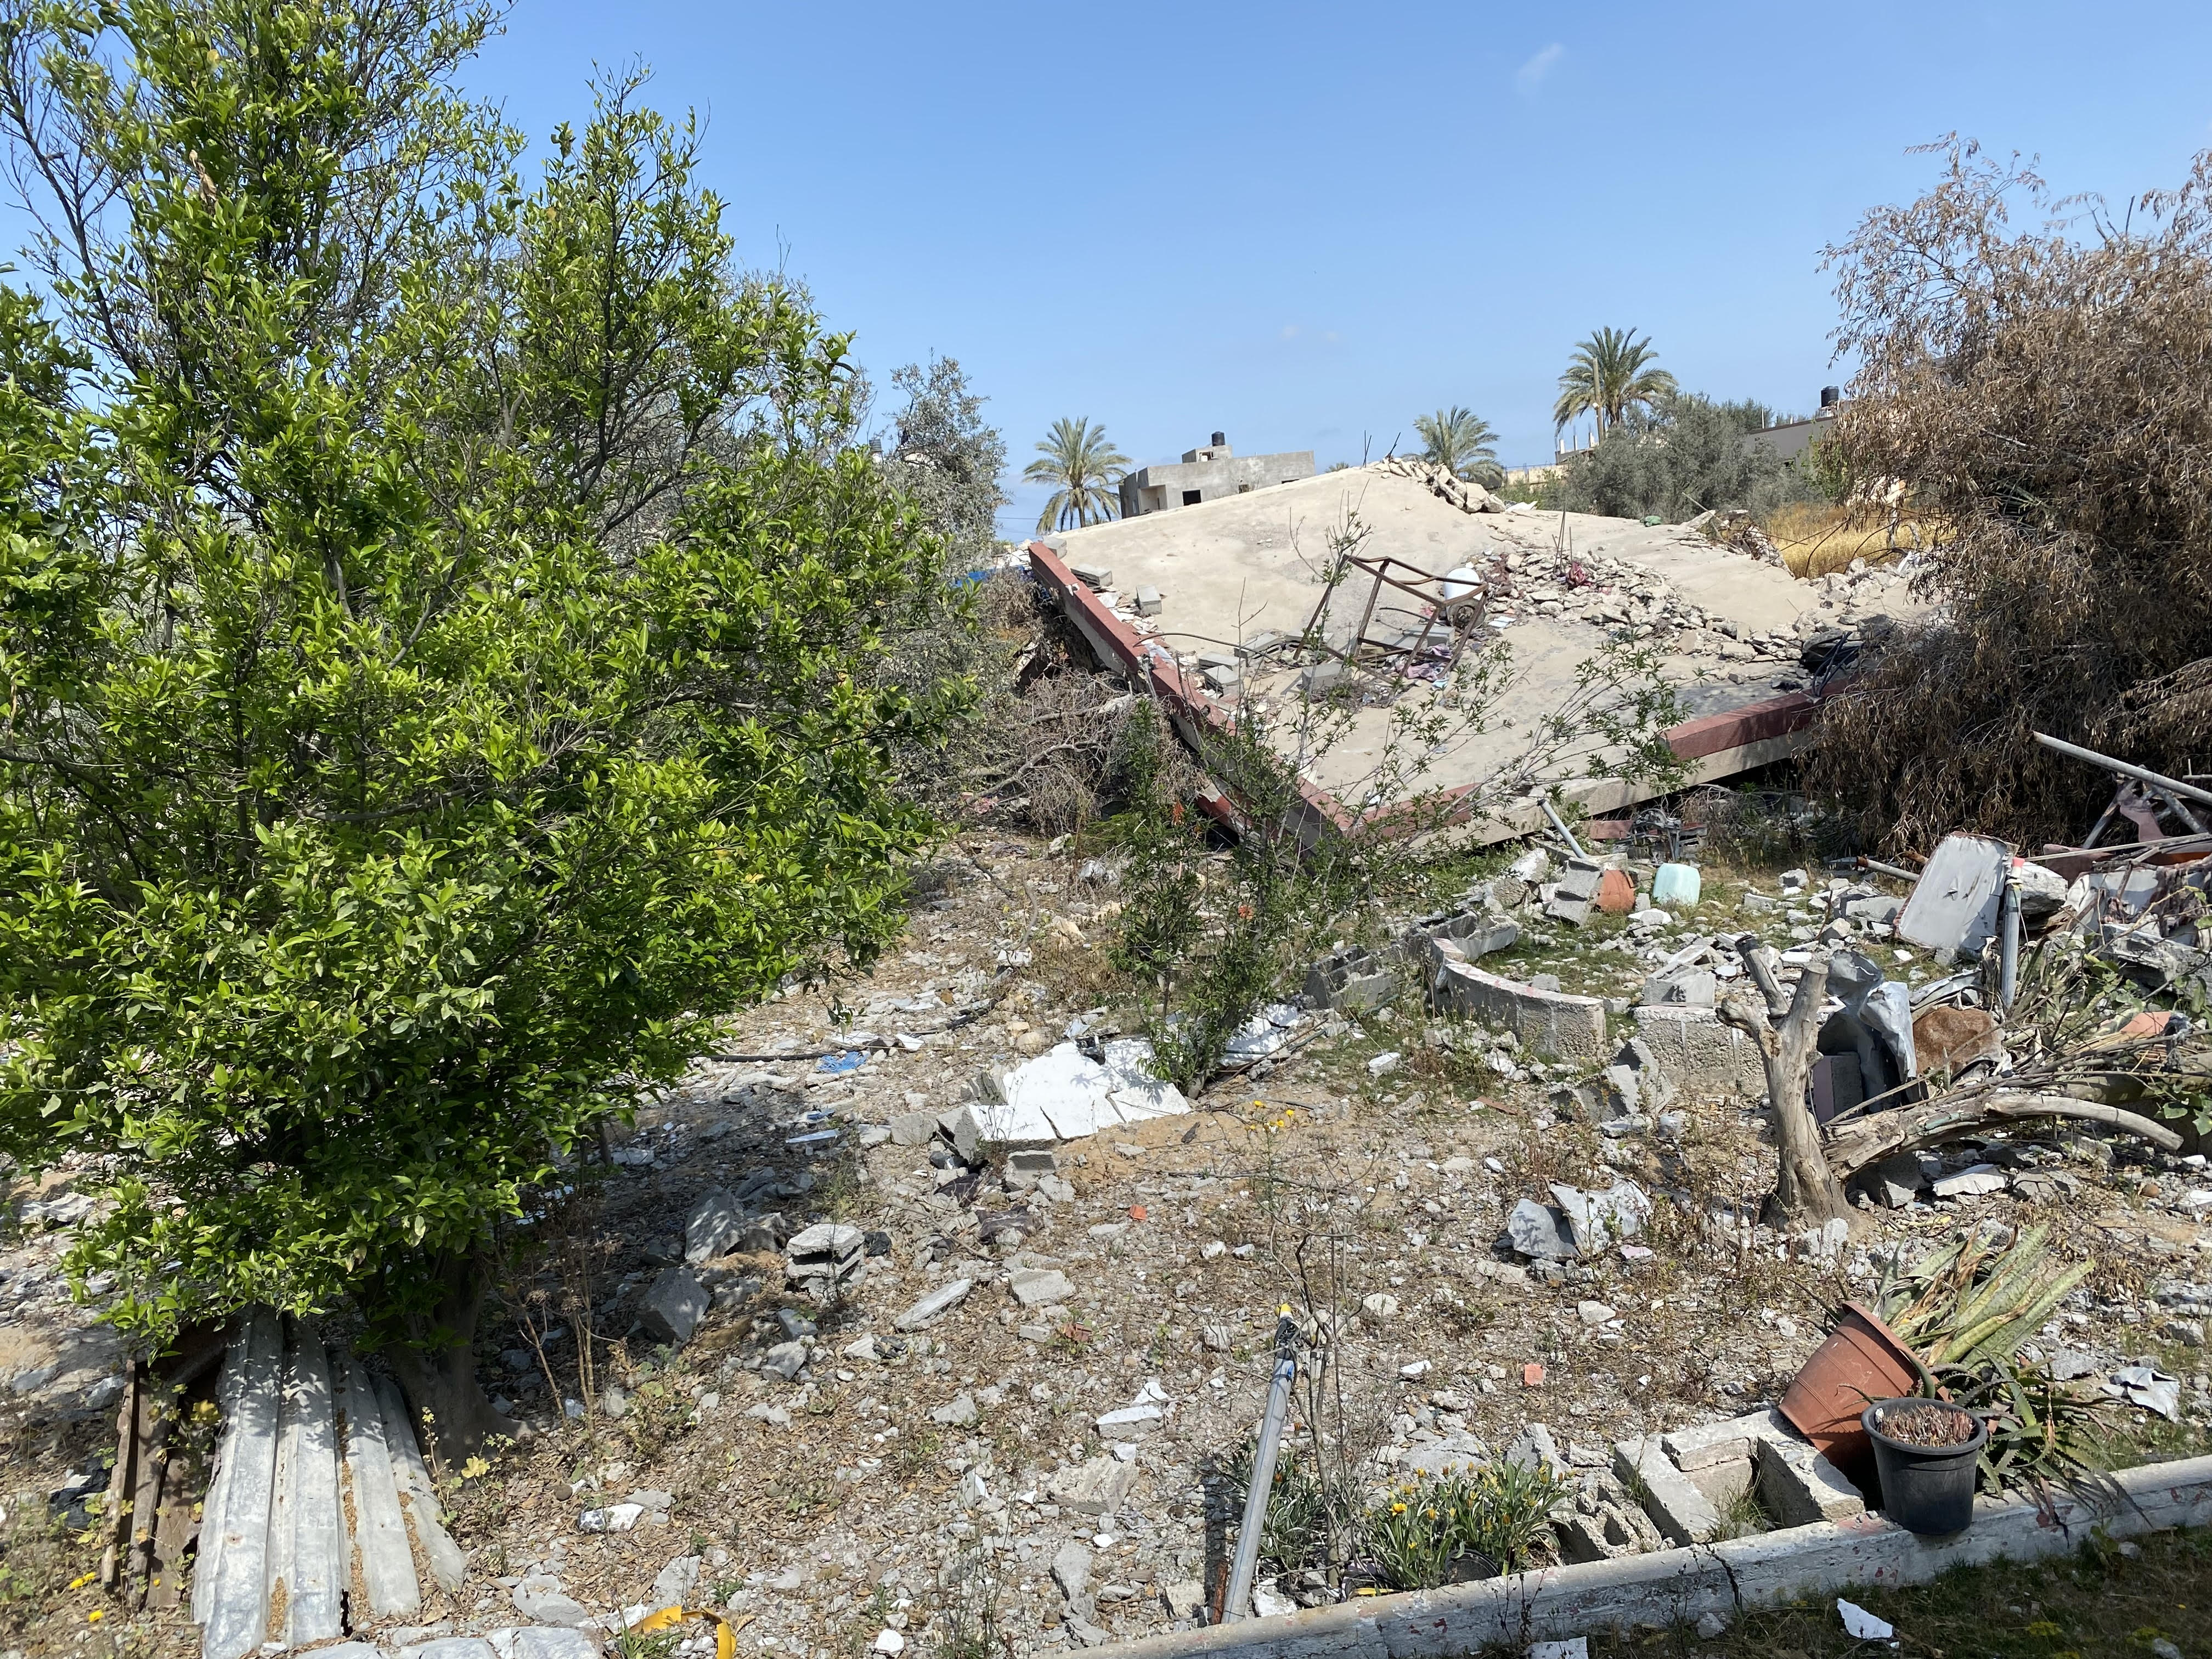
[{"x1": 0, "y1": 0, "x2": 949, "y2": 1453}]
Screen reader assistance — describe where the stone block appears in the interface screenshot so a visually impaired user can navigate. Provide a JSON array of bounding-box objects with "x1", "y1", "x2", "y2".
[
  {"x1": 1556, "y1": 860, "x2": 1605, "y2": 901},
  {"x1": 1613, "y1": 1437, "x2": 1722, "y2": 1545},
  {"x1": 1068, "y1": 561, "x2": 1113, "y2": 590},
  {"x1": 1009, "y1": 1268, "x2": 1075, "y2": 1307},
  {"x1": 1629, "y1": 1006, "x2": 1767, "y2": 1097},
  {"x1": 1661, "y1": 1412, "x2": 1771, "y2": 1472},
  {"x1": 1134, "y1": 586, "x2": 1163, "y2": 617},
  {"x1": 1756, "y1": 1434, "x2": 1865, "y2": 1526},
  {"x1": 1432, "y1": 961, "x2": 1608, "y2": 1062},
  {"x1": 894, "y1": 1277, "x2": 973, "y2": 1330},
  {"x1": 1049, "y1": 1454, "x2": 1137, "y2": 1515},
  {"x1": 1304, "y1": 943, "x2": 1402, "y2": 1012},
  {"x1": 637, "y1": 1268, "x2": 708, "y2": 1347},
  {"x1": 889, "y1": 1112, "x2": 938, "y2": 1147},
  {"x1": 683, "y1": 1189, "x2": 743, "y2": 1264}
]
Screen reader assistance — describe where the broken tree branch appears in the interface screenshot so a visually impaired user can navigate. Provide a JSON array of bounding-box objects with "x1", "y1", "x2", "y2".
[{"x1": 1825, "y1": 1089, "x2": 2184, "y2": 1177}]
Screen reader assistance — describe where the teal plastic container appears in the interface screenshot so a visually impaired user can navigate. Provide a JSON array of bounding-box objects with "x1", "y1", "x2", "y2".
[{"x1": 1652, "y1": 862, "x2": 1702, "y2": 909}]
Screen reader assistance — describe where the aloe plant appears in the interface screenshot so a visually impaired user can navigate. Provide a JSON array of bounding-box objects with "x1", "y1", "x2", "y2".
[{"x1": 1875, "y1": 1224, "x2": 2092, "y2": 1367}]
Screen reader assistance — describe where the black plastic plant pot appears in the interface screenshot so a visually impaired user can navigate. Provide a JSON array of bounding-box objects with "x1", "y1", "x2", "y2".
[{"x1": 1862, "y1": 1398, "x2": 1988, "y2": 1536}]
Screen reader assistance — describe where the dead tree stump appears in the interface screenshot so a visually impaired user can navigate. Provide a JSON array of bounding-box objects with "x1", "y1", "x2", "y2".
[{"x1": 1719, "y1": 946, "x2": 1853, "y2": 1228}]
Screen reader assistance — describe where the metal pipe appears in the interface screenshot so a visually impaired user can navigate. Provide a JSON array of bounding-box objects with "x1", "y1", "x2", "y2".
[
  {"x1": 1541, "y1": 799, "x2": 1587, "y2": 861},
  {"x1": 2032, "y1": 732, "x2": 2212, "y2": 810},
  {"x1": 1996, "y1": 881, "x2": 2020, "y2": 1015},
  {"x1": 1223, "y1": 1311, "x2": 1298, "y2": 1622},
  {"x1": 1854, "y1": 855, "x2": 1921, "y2": 883}
]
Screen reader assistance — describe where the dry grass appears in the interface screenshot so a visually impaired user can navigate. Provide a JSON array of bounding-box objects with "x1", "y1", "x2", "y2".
[{"x1": 1766, "y1": 502, "x2": 1940, "y2": 578}]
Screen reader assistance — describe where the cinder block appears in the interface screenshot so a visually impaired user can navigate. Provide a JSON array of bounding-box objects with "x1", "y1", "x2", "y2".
[
  {"x1": 1432, "y1": 961, "x2": 1609, "y2": 1062},
  {"x1": 1613, "y1": 1437, "x2": 1724, "y2": 1545},
  {"x1": 1756, "y1": 1435, "x2": 1865, "y2": 1527},
  {"x1": 1630, "y1": 1006, "x2": 1767, "y2": 1098}
]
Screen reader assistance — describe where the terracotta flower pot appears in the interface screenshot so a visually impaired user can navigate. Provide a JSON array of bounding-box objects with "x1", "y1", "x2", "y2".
[{"x1": 1779, "y1": 1301, "x2": 1923, "y2": 1466}]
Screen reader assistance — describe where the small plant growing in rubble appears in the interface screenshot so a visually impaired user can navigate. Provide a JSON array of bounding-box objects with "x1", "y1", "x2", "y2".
[{"x1": 1361, "y1": 1462, "x2": 1566, "y2": 1591}]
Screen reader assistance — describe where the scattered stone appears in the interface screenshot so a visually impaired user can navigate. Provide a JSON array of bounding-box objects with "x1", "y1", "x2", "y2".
[
  {"x1": 761, "y1": 1341, "x2": 809, "y2": 1381},
  {"x1": 1051, "y1": 1540, "x2": 1094, "y2": 1602},
  {"x1": 1576, "y1": 1300, "x2": 1616, "y2": 1326},
  {"x1": 1360, "y1": 1292, "x2": 1401, "y2": 1323},
  {"x1": 1009, "y1": 1268, "x2": 1075, "y2": 1307},
  {"x1": 890, "y1": 1112, "x2": 938, "y2": 1147},
  {"x1": 1094, "y1": 1403, "x2": 1165, "y2": 1437},
  {"x1": 1506, "y1": 1198, "x2": 1578, "y2": 1262},
  {"x1": 1049, "y1": 1455, "x2": 1137, "y2": 1515},
  {"x1": 895, "y1": 1278, "x2": 973, "y2": 1330},
  {"x1": 1161, "y1": 1581, "x2": 1207, "y2": 1620},
  {"x1": 637, "y1": 1269, "x2": 708, "y2": 1347},
  {"x1": 682, "y1": 1189, "x2": 744, "y2": 1263},
  {"x1": 511, "y1": 1576, "x2": 591, "y2": 1626},
  {"x1": 930, "y1": 1392, "x2": 980, "y2": 1427}
]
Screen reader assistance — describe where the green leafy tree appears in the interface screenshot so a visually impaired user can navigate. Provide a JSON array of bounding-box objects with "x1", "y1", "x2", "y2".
[
  {"x1": 1553, "y1": 326, "x2": 1678, "y2": 437},
  {"x1": 0, "y1": 0, "x2": 948, "y2": 1454},
  {"x1": 1411, "y1": 405, "x2": 1502, "y2": 486},
  {"x1": 1560, "y1": 393, "x2": 1826, "y2": 522},
  {"x1": 1023, "y1": 415, "x2": 1127, "y2": 533}
]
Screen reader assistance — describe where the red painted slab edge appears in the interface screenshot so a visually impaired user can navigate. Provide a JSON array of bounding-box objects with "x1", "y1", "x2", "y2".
[{"x1": 1025, "y1": 541, "x2": 1825, "y2": 840}]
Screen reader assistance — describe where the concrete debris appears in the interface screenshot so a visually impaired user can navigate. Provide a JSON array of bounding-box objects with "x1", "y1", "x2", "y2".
[
  {"x1": 1895, "y1": 833, "x2": 2012, "y2": 955},
  {"x1": 636, "y1": 1268, "x2": 709, "y2": 1347},
  {"x1": 894, "y1": 1278, "x2": 973, "y2": 1330},
  {"x1": 972, "y1": 1040, "x2": 1190, "y2": 1143}
]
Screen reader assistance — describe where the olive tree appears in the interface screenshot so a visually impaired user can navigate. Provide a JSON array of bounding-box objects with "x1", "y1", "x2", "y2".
[{"x1": 0, "y1": 0, "x2": 949, "y2": 1454}]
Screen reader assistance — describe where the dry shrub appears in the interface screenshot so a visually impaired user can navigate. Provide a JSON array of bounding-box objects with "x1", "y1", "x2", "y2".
[
  {"x1": 1807, "y1": 139, "x2": 2212, "y2": 850},
  {"x1": 1767, "y1": 501, "x2": 1937, "y2": 578},
  {"x1": 913, "y1": 571, "x2": 1132, "y2": 832}
]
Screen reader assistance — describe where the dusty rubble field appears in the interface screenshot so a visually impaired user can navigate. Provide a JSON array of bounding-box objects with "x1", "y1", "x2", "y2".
[{"x1": 5, "y1": 828, "x2": 2212, "y2": 1659}]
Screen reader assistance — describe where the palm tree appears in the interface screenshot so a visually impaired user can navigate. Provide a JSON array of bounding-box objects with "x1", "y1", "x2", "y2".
[
  {"x1": 1553, "y1": 327, "x2": 1678, "y2": 437},
  {"x1": 1412, "y1": 405, "x2": 1503, "y2": 484},
  {"x1": 1024, "y1": 417, "x2": 1129, "y2": 533}
]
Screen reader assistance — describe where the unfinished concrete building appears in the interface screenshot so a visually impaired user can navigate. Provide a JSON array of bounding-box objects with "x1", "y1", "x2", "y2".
[{"x1": 1116, "y1": 432, "x2": 1316, "y2": 518}]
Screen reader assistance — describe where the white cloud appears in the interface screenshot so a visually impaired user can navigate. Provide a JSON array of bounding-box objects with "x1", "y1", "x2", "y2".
[{"x1": 1515, "y1": 42, "x2": 1565, "y2": 95}]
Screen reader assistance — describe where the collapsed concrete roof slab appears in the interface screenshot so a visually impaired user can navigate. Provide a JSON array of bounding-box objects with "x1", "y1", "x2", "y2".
[{"x1": 1032, "y1": 462, "x2": 1923, "y2": 842}]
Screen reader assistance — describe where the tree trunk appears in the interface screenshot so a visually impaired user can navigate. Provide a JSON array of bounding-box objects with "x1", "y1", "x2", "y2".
[
  {"x1": 377, "y1": 1250, "x2": 514, "y2": 1471},
  {"x1": 1719, "y1": 947, "x2": 1853, "y2": 1229},
  {"x1": 1824, "y1": 1088, "x2": 2183, "y2": 1176}
]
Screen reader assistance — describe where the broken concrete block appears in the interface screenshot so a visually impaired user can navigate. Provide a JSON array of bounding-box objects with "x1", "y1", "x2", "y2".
[
  {"x1": 1506, "y1": 1198, "x2": 1578, "y2": 1261},
  {"x1": 1640, "y1": 968, "x2": 1716, "y2": 1009},
  {"x1": 1609, "y1": 1036, "x2": 1678, "y2": 1110},
  {"x1": 1432, "y1": 961, "x2": 1607, "y2": 1061},
  {"x1": 1551, "y1": 1181, "x2": 1650, "y2": 1254},
  {"x1": 1661, "y1": 1414, "x2": 1767, "y2": 1472},
  {"x1": 1048, "y1": 1455, "x2": 1136, "y2": 1515},
  {"x1": 889, "y1": 1112, "x2": 938, "y2": 1147},
  {"x1": 1932, "y1": 1163, "x2": 2008, "y2": 1199},
  {"x1": 929, "y1": 1392, "x2": 979, "y2": 1427},
  {"x1": 1009, "y1": 1268, "x2": 1074, "y2": 1307},
  {"x1": 1556, "y1": 859, "x2": 1605, "y2": 901},
  {"x1": 1006, "y1": 1148, "x2": 1058, "y2": 1178},
  {"x1": 1068, "y1": 561, "x2": 1113, "y2": 589},
  {"x1": 1863, "y1": 1151, "x2": 1926, "y2": 1208},
  {"x1": 1544, "y1": 891, "x2": 1593, "y2": 927},
  {"x1": 1629, "y1": 1006, "x2": 1766, "y2": 1097},
  {"x1": 683, "y1": 1189, "x2": 743, "y2": 1264},
  {"x1": 1201, "y1": 664, "x2": 1240, "y2": 694},
  {"x1": 894, "y1": 1278, "x2": 973, "y2": 1330},
  {"x1": 637, "y1": 1269, "x2": 708, "y2": 1347},
  {"x1": 1303, "y1": 943, "x2": 1401, "y2": 1012},
  {"x1": 786, "y1": 1223, "x2": 864, "y2": 1286},
  {"x1": 1756, "y1": 1434, "x2": 1865, "y2": 1526},
  {"x1": 1133, "y1": 586, "x2": 1163, "y2": 617},
  {"x1": 936, "y1": 1103, "x2": 983, "y2": 1160}
]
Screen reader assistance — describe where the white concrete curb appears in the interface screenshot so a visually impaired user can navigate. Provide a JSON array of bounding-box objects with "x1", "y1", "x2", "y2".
[{"x1": 1087, "y1": 1453, "x2": 2212, "y2": 1659}]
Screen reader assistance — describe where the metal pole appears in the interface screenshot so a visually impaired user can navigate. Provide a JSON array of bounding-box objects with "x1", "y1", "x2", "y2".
[
  {"x1": 1854, "y1": 855, "x2": 1921, "y2": 883},
  {"x1": 1996, "y1": 881, "x2": 2020, "y2": 1016},
  {"x1": 1223, "y1": 1311, "x2": 1297, "y2": 1623},
  {"x1": 1541, "y1": 799, "x2": 1587, "y2": 861},
  {"x1": 2032, "y1": 732, "x2": 2212, "y2": 810}
]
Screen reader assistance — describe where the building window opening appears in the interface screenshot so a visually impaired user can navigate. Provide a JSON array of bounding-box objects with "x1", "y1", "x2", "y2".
[{"x1": 1181, "y1": 489, "x2": 1203, "y2": 506}]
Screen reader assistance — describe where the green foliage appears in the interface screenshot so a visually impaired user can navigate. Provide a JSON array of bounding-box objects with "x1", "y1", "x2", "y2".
[
  {"x1": 1363, "y1": 1462, "x2": 1565, "y2": 1590},
  {"x1": 1412, "y1": 405, "x2": 1502, "y2": 486},
  {"x1": 0, "y1": 2, "x2": 945, "y2": 1358},
  {"x1": 1876, "y1": 1225, "x2": 2092, "y2": 1368},
  {"x1": 1553, "y1": 325, "x2": 1677, "y2": 436},
  {"x1": 1022, "y1": 415, "x2": 1127, "y2": 533},
  {"x1": 1559, "y1": 392, "x2": 1827, "y2": 523}
]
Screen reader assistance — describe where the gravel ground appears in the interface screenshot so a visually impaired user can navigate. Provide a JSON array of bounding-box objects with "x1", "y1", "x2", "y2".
[{"x1": 5, "y1": 827, "x2": 2211, "y2": 1659}]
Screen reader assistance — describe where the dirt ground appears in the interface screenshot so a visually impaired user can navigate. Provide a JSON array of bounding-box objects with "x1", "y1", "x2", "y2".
[{"x1": 4, "y1": 826, "x2": 2211, "y2": 1659}]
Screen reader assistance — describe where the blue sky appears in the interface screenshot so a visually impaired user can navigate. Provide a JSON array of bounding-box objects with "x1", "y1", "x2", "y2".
[{"x1": 142, "y1": 4, "x2": 2212, "y2": 535}]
